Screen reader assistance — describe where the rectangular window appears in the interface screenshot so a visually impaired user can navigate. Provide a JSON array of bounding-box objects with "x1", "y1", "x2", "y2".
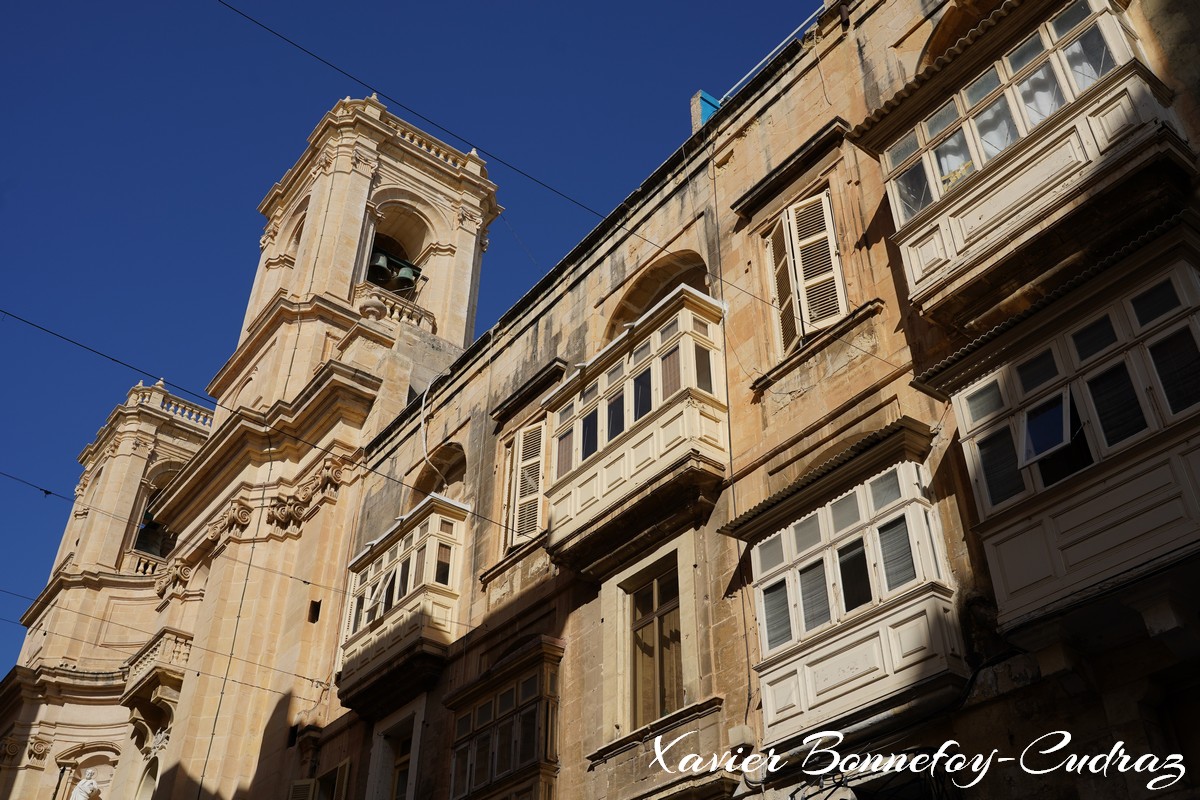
[
  {"x1": 633, "y1": 367, "x2": 653, "y2": 421},
  {"x1": 798, "y1": 560, "x2": 831, "y2": 631},
  {"x1": 1149, "y1": 328, "x2": 1200, "y2": 413},
  {"x1": 978, "y1": 428, "x2": 1025, "y2": 505},
  {"x1": 580, "y1": 408, "x2": 598, "y2": 461},
  {"x1": 838, "y1": 541, "x2": 873, "y2": 613},
  {"x1": 762, "y1": 580, "x2": 792, "y2": 649},
  {"x1": 556, "y1": 430, "x2": 573, "y2": 478},
  {"x1": 694, "y1": 344, "x2": 714, "y2": 394},
  {"x1": 631, "y1": 568, "x2": 683, "y2": 728},
  {"x1": 1086, "y1": 363, "x2": 1146, "y2": 445},
  {"x1": 606, "y1": 391, "x2": 625, "y2": 441},
  {"x1": 766, "y1": 192, "x2": 848, "y2": 350},
  {"x1": 878, "y1": 517, "x2": 917, "y2": 591},
  {"x1": 435, "y1": 543, "x2": 452, "y2": 585},
  {"x1": 510, "y1": 421, "x2": 546, "y2": 542},
  {"x1": 661, "y1": 346, "x2": 681, "y2": 398}
]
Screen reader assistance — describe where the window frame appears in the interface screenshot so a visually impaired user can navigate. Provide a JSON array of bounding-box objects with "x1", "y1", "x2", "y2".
[
  {"x1": 763, "y1": 190, "x2": 849, "y2": 354},
  {"x1": 629, "y1": 565, "x2": 685, "y2": 729}
]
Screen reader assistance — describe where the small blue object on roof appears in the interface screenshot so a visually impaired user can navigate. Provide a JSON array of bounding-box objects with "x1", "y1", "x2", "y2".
[{"x1": 697, "y1": 90, "x2": 721, "y2": 126}]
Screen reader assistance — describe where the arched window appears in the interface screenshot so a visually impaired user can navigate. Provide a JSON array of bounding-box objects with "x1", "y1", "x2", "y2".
[
  {"x1": 604, "y1": 252, "x2": 710, "y2": 344},
  {"x1": 408, "y1": 443, "x2": 467, "y2": 511},
  {"x1": 367, "y1": 205, "x2": 430, "y2": 297}
]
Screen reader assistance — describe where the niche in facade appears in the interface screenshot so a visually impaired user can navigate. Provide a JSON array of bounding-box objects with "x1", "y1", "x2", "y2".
[{"x1": 367, "y1": 206, "x2": 431, "y2": 299}]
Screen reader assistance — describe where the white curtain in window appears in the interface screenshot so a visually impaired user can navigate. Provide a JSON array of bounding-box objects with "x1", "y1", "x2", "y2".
[{"x1": 1019, "y1": 64, "x2": 1065, "y2": 125}]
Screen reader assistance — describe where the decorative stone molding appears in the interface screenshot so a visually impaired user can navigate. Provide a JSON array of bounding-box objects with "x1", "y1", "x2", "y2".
[
  {"x1": 153, "y1": 560, "x2": 194, "y2": 597},
  {"x1": 28, "y1": 735, "x2": 51, "y2": 762},
  {"x1": 0, "y1": 736, "x2": 21, "y2": 761},
  {"x1": 310, "y1": 146, "x2": 335, "y2": 178},
  {"x1": 206, "y1": 498, "x2": 254, "y2": 541},
  {"x1": 352, "y1": 146, "x2": 379, "y2": 178},
  {"x1": 266, "y1": 457, "x2": 347, "y2": 532}
]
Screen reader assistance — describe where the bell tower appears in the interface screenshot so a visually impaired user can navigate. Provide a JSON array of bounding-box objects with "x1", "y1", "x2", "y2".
[{"x1": 209, "y1": 95, "x2": 499, "y2": 428}]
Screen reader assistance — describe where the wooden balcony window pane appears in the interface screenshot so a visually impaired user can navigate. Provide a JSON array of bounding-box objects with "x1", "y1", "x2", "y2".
[
  {"x1": 662, "y1": 346, "x2": 681, "y2": 398},
  {"x1": 580, "y1": 408, "x2": 598, "y2": 460},
  {"x1": 792, "y1": 515, "x2": 821, "y2": 555},
  {"x1": 1132, "y1": 280, "x2": 1181, "y2": 326},
  {"x1": 934, "y1": 128, "x2": 974, "y2": 190},
  {"x1": 451, "y1": 744, "x2": 469, "y2": 799},
  {"x1": 413, "y1": 546, "x2": 425, "y2": 589},
  {"x1": 1064, "y1": 25, "x2": 1114, "y2": 91},
  {"x1": 633, "y1": 367, "x2": 653, "y2": 421},
  {"x1": 398, "y1": 560, "x2": 410, "y2": 599},
  {"x1": 694, "y1": 344, "x2": 714, "y2": 394},
  {"x1": 1072, "y1": 315, "x2": 1118, "y2": 361},
  {"x1": 1087, "y1": 363, "x2": 1147, "y2": 445},
  {"x1": 1150, "y1": 329, "x2": 1200, "y2": 413},
  {"x1": 517, "y1": 706, "x2": 538, "y2": 764},
  {"x1": 869, "y1": 469, "x2": 902, "y2": 511},
  {"x1": 799, "y1": 560, "x2": 831, "y2": 630},
  {"x1": 838, "y1": 540, "x2": 873, "y2": 612},
  {"x1": 607, "y1": 391, "x2": 625, "y2": 440},
  {"x1": 763, "y1": 580, "x2": 792, "y2": 649},
  {"x1": 925, "y1": 98, "x2": 959, "y2": 138},
  {"x1": 974, "y1": 95, "x2": 1018, "y2": 161},
  {"x1": 494, "y1": 717, "x2": 514, "y2": 775},
  {"x1": 965, "y1": 67, "x2": 1001, "y2": 107},
  {"x1": 472, "y1": 732, "x2": 491, "y2": 788},
  {"x1": 886, "y1": 130, "x2": 919, "y2": 171},
  {"x1": 978, "y1": 429, "x2": 1024, "y2": 504},
  {"x1": 435, "y1": 543, "x2": 452, "y2": 585},
  {"x1": 758, "y1": 534, "x2": 785, "y2": 573},
  {"x1": 966, "y1": 381, "x2": 1004, "y2": 424},
  {"x1": 1008, "y1": 32, "x2": 1046, "y2": 72},
  {"x1": 831, "y1": 493, "x2": 860, "y2": 531},
  {"x1": 1018, "y1": 349, "x2": 1059, "y2": 393},
  {"x1": 879, "y1": 516, "x2": 917, "y2": 591},
  {"x1": 556, "y1": 430, "x2": 573, "y2": 478},
  {"x1": 1018, "y1": 63, "x2": 1065, "y2": 126},
  {"x1": 895, "y1": 161, "x2": 933, "y2": 221},
  {"x1": 1052, "y1": 0, "x2": 1091, "y2": 38}
]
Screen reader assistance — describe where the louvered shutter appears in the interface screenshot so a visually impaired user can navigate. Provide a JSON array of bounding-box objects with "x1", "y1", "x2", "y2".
[
  {"x1": 512, "y1": 421, "x2": 546, "y2": 541},
  {"x1": 333, "y1": 762, "x2": 350, "y2": 800},
  {"x1": 762, "y1": 580, "x2": 793, "y2": 650},
  {"x1": 768, "y1": 220, "x2": 800, "y2": 351},
  {"x1": 878, "y1": 516, "x2": 917, "y2": 591},
  {"x1": 289, "y1": 780, "x2": 315, "y2": 800},
  {"x1": 786, "y1": 192, "x2": 847, "y2": 333}
]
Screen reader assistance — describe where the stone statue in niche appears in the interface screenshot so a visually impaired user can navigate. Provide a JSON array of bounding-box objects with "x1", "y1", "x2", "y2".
[{"x1": 70, "y1": 768, "x2": 99, "y2": 800}]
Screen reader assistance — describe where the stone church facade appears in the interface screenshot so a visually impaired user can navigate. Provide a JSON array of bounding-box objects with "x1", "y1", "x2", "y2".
[{"x1": 3, "y1": 1, "x2": 1200, "y2": 798}]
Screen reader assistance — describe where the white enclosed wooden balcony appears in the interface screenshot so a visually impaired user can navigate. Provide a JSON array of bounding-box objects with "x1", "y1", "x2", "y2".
[
  {"x1": 543, "y1": 286, "x2": 727, "y2": 578},
  {"x1": 859, "y1": 1, "x2": 1197, "y2": 330},
  {"x1": 758, "y1": 583, "x2": 965, "y2": 745},
  {"x1": 337, "y1": 494, "x2": 466, "y2": 716}
]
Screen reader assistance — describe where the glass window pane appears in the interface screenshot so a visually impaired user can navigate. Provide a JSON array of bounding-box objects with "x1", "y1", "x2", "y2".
[
  {"x1": 452, "y1": 744, "x2": 470, "y2": 798},
  {"x1": 660, "y1": 317, "x2": 679, "y2": 340},
  {"x1": 1008, "y1": 32, "x2": 1046, "y2": 73},
  {"x1": 763, "y1": 581, "x2": 792, "y2": 649},
  {"x1": 414, "y1": 546, "x2": 425, "y2": 588},
  {"x1": 662, "y1": 346, "x2": 681, "y2": 398},
  {"x1": 694, "y1": 344, "x2": 714, "y2": 394},
  {"x1": 838, "y1": 541, "x2": 873, "y2": 612},
  {"x1": 1053, "y1": 0, "x2": 1091, "y2": 38},
  {"x1": 580, "y1": 381, "x2": 598, "y2": 404},
  {"x1": 1087, "y1": 363, "x2": 1147, "y2": 445},
  {"x1": 633, "y1": 368, "x2": 653, "y2": 421},
  {"x1": 792, "y1": 515, "x2": 822, "y2": 554},
  {"x1": 633, "y1": 342, "x2": 652, "y2": 364},
  {"x1": 607, "y1": 391, "x2": 625, "y2": 440},
  {"x1": 887, "y1": 130, "x2": 919, "y2": 171},
  {"x1": 926, "y1": 99, "x2": 959, "y2": 138},
  {"x1": 1018, "y1": 63, "x2": 1065, "y2": 126},
  {"x1": 798, "y1": 561, "x2": 831, "y2": 630},
  {"x1": 1024, "y1": 393, "x2": 1068, "y2": 461},
  {"x1": 435, "y1": 544, "x2": 451, "y2": 585},
  {"x1": 633, "y1": 584, "x2": 654, "y2": 621},
  {"x1": 494, "y1": 717, "x2": 514, "y2": 775},
  {"x1": 580, "y1": 408, "x2": 598, "y2": 460},
  {"x1": 557, "y1": 402, "x2": 574, "y2": 427},
  {"x1": 878, "y1": 517, "x2": 917, "y2": 591},
  {"x1": 965, "y1": 67, "x2": 1002, "y2": 106},
  {"x1": 1150, "y1": 328, "x2": 1200, "y2": 413},
  {"x1": 1072, "y1": 315, "x2": 1118, "y2": 361},
  {"x1": 966, "y1": 381, "x2": 1004, "y2": 423},
  {"x1": 517, "y1": 707, "x2": 538, "y2": 764},
  {"x1": 831, "y1": 493, "x2": 861, "y2": 531},
  {"x1": 895, "y1": 161, "x2": 934, "y2": 222},
  {"x1": 1131, "y1": 280, "x2": 1181, "y2": 326},
  {"x1": 472, "y1": 732, "x2": 492, "y2": 788},
  {"x1": 1036, "y1": 397, "x2": 1094, "y2": 486},
  {"x1": 657, "y1": 571, "x2": 679, "y2": 605},
  {"x1": 978, "y1": 429, "x2": 1024, "y2": 505},
  {"x1": 1065, "y1": 26, "x2": 1115, "y2": 91},
  {"x1": 398, "y1": 559, "x2": 410, "y2": 599},
  {"x1": 659, "y1": 605, "x2": 683, "y2": 716},
  {"x1": 974, "y1": 95, "x2": 1019, "y2": 161},
  {"x1": 758, "y1": 534, "x2": 785, "y2": 573},
  {"x1": 633, "y1": 621, "x2": 655, "y2": 727},
  {"x1": 1017, "y1": 349, "x2": 1059, "y2": 393},
  {"x1": 934, "y1": 128, "x2": 975, "y2": 190},
  {"x1": 870, "y1": 470, "x2": 902, "y2": 511},
  {"x1": 556, "y1": 430, "x2": 573, "y2": 477},
  {"x1": 606, "y1": 362, "x2": 624, "y2": 386}
]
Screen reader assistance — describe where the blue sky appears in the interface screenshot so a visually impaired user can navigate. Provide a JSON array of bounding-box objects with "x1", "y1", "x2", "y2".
[{"x1": 0, "y1": 0, "x2": 821, "y2": 667}]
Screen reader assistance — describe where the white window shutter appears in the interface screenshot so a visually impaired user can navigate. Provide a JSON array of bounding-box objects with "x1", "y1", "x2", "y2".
[
  {"x1": 289, "y1": 780, "x2": 315, "y2": 800},
  {"x1": 768, "y1": 220, "x2": 801, "y2": 351},
  {"x1": 786, "y1": 192, "x2": 847, "y2": 333},
  {"x1": 511, "y1": 421, "x2": 546, "y2": 541}
]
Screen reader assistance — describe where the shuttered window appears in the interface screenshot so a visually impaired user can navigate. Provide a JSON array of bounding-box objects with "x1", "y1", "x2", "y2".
[
  {"x1": 513, "y1": 421, "x2": 546, "y2": 542},
  {"x1": 767, "y1": 191, "x2": 848, "y2": 352}
]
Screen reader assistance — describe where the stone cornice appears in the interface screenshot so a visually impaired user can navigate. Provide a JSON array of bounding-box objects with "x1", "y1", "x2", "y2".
[{"x1": 155, "y1": 360, "x2": 378, "y2": 534}]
